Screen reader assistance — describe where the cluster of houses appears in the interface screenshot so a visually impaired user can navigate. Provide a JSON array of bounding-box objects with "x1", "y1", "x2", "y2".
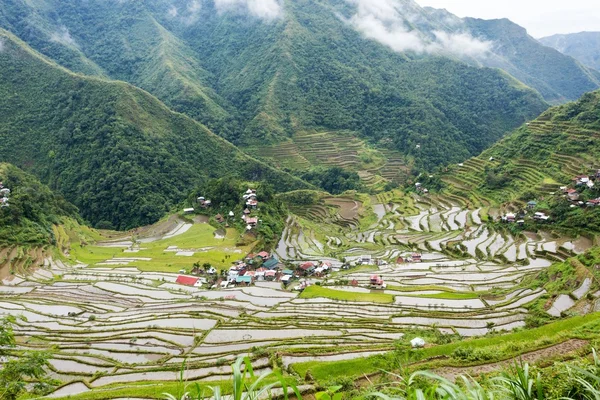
[
  {"x1": 501, "y1": 209, "x2": 549, "y2": 224},
  {"x1": 183, "y1": 196, "x2": 214, "y2": 215},
  {"x1": 500, "y1": 170, "x2": 600, "y2": 224},
  {"x1": 227, "y1": 251, "x2": 283, "y2": 285},
  {"x1": 174, "y1": 251, "x2": 339, "y2": 289},
  {"x1": 211, "y1": 189, "x2": 260, "y2": 230},
  {"x1": 561, "y1": 170, "x2": 600, "y2": 208},
  {"x1": 0, "y1": 182, "x2": 10, "y2": 208},
  {"x1": 415, "y1": 182, "x2": 429, "y2": 194},
  {"x1": 241, "y1": 189, "x2": 259, "y2": 230},
  {"x1": 396, "y1": 253, "x2": 422, "y2": 263}
]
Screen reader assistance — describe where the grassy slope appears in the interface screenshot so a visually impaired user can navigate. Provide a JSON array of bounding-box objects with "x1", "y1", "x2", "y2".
[
  {"x1": 300, "y1": 285, "x2": 394, "y2": 304},
  {"x1": 292, "y1": 312, "x2": 600, "y2": 383},
  {"x1": 0, "y1": 29, "x2": 310, "y2": 230},
  {"x1": 70, "y1": 223, "x2": 255, "y2": 273}
]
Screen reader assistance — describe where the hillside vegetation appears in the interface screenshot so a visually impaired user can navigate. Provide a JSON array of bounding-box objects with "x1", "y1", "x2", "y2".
[
  {"x1": 439, "y1": 90, "x2": 600, "y2": 232},
  {"x1": 0, "y1": 30, "x2": 309, "y2": 230},
  {"x1": 0, "y1": 163, "x2": 79, "y2": 245},
  {"x1": 540, "y1": 31, "x2": 600, "y2": 71},
  {"x1": 0, "y1": 0, "x2": 553, "y2": 171}
]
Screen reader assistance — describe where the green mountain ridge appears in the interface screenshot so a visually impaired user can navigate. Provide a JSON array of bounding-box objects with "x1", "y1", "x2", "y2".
[
  {"x1": 0, "y1": 29, "x2": 310, "y2": 230},
  {"x1": 440, "y1": 89, "x2": 600, "y2": 231},
  {"x1": 540, "y1": 31, "x2": 600, "y2": 71},
  {"x1": 0, "y1": 0, "x2": 556, "y2": 170}
]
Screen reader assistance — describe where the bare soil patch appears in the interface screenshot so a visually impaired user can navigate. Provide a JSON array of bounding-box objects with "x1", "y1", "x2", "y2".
[{"x1": 324, "y1": 197, "x2": 360, "y2": 220}]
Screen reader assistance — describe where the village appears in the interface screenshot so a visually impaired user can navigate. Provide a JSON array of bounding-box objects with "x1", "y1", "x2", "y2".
[
  {"x1": 500, "y1": 169, "x2": 600, "y2": 224},
  {"x1": 0, "y1": 181, "x2": 10, "y2": 208},
  {"x1": 171, "y1": 248, "x2": 428, "y2": 292}
]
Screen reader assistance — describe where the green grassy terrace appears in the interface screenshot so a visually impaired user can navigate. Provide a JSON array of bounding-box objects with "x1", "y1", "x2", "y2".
[{"x1": 299, "y1": 285, "x2": 394, "y2": 304}]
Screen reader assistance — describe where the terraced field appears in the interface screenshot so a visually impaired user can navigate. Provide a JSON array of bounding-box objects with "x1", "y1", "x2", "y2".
[
  {"x1": 440, "y1": 117, "x2": 600, "y2": 205},
  {"x1": 276, "y1": 190, "x2": 598, "y2": 336},
  {"x1": 244, "y1": 130, "x2": 410, "y2": 190},
  {"x1": 67, "y1": 217, "x2": 255, "y2": 273},
  {"x1": 1, "y1": 190, "x2": 598, "y2": 398}
]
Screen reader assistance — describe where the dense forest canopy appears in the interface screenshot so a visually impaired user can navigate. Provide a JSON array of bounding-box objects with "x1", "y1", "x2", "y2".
[
  {"x1": 0, "y1": 163, "x2": 79, "y2": 245},
  {"x1": 0, "y1": 30, "x2": 309, "y2": 230},
  {"x1": 0, "y1": 0, "x2": 564, "y2": 171}
]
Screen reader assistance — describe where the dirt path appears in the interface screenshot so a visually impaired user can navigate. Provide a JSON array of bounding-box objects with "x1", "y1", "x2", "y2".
[{"x1": 434, "y1": 339, "x2": 589, "y2": 380}]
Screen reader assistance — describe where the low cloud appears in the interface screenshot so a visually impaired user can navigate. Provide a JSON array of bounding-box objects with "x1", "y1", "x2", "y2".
[
  {"x1": 170, "y1": 1, "x2": 202, "y2": 25},
  {"x1": 214, "y1": 0, "x2": 282, "y2": 20},
  {"x1": 167, "y1": 6, "x2": 178, "y2": 18},
  {"x1": 50, "y1": 26, "x2": 78, "y2": 48},
  {"x1": 346, "y1": 0, "x2": 491, "y2": 57},
  {"x1": 188, "y1": 0, "x2": 201, "y2": 14},
  {"x1": 430, "y1": 30, "x2": 492, "y2": 57},
  {"x1": 0, "y1": 38, "x2": 4, "y2": 53}
]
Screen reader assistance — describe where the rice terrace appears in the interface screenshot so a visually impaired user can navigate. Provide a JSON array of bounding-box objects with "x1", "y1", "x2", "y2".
[
  {"x1": 1, "y1": 182, "x2": 599, "y2": 399},
  {"x1": 2, "y1": 1, "x2": 600, "y2": 398}
]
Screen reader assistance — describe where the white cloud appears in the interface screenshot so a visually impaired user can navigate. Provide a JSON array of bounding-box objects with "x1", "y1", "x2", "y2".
[
  {"x1": 429, "y1": 30, "x2": 492, "y2": 57},
  {"x1": 176, "y1": 0, "x2": 202, "y2": 25},
  {"x1": 415, "y1": 0, "x2": 600, "y2": 38},
  {"x1": 351, "y1": 13, "x2": 425, "y2": 53},
  {"x1": 347, "y1": 0, "x2": 491, "y2": 57},
  {"x1": 214, "y1": 0, "x2": 282, "y2": 20},
  {"x1": 0, "y1": 38, "x2": 4, "y2": 53},
  {"x1": 50, "y1": 26, "x2": 78, "y2": 48},
  {"x1": 188, "y1": 0, "x2": 201, "y2": 14}
]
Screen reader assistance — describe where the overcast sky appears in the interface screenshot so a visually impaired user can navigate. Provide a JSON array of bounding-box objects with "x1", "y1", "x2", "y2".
[{"x1": 414, "y1": 0, "x2": 600, "y2": 38}]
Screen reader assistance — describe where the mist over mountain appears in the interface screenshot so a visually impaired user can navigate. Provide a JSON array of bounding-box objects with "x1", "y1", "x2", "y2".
[
  {"x1": 540, "y1": 31, "x2": 600, "y2": 71},
  {"x1": 0, "y1": 0, "x2": 564, "y2": 170}
]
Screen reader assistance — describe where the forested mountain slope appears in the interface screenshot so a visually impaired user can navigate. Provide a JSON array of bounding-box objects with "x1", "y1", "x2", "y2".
[
  {"x1": 0, "y1": 30, "x2": 309, "y2": 230},
  {"x1": 441, "y1": 90, "x2": 600, "y2": 215},
  {"x1": 540, "y1": 32, "x2": 600, "y2": 71},
  {"x1": 0, "y1": 163, "x2": 80, "y2": 245},
  {"x1": 460, "y1": 18, "x2": 600, "y2": 103},
  {"x1": 0, "y1": 0, "x2": 552, "y2": 170}
]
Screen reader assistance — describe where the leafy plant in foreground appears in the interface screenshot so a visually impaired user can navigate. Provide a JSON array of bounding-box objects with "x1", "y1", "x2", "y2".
[{"x1": 163, "y1": 356, "x2": 301, "y2": 400}]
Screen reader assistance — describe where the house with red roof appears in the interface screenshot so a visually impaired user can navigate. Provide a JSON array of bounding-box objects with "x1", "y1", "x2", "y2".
[
  {"x1": 299, "y1": 262, "x2": 316, "y2": 274},
  {"x1": 265, "y1": 270, "x2": 277, "y2": 280},
  {"x1": 246, "y1": 217, "x2": 258, "y2": 226},
  {"x1": 369, "y1": 274, "x2": 386, "y2": 289},
  {"x1": 587, "y1": 198, "x2": 600, "y2": 207},
  {"x1": 176, "y1": 275, "x2": 199, "y2": 286},
  {"x1": 257, "y1": 251, "x2": 270, "y2": 259}
]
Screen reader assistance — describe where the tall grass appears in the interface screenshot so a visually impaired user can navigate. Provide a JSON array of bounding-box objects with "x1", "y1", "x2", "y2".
[
  {"x1": 165, "y1": 351, "x2": 600, "y2": 400},
  {"x1": 163, "y1": 357, "x2": 300, "y2": 400}
]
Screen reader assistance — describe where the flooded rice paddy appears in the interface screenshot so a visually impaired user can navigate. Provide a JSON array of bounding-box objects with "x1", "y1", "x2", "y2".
[{"x1": 1, "y1": 194, "x2": 597, "y2": 396}]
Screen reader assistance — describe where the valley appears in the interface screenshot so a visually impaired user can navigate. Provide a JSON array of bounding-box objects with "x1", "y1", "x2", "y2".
[
  {"x1": 1, "y1": 0, "x2": 600, "y2": 399},
  {"x1": 1, "y1": 185, "x2": 599, "y2": 398}
]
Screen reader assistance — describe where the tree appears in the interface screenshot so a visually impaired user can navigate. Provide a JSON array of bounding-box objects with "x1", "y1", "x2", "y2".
[{"x1": 0, "y1": 317, "x2": 52, "y2": 399}]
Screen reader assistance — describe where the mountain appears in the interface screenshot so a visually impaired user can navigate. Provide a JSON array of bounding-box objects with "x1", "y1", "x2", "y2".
[
  {"x1": 440, "y1": 89, "x2": 600, "y2": 231},
  {"x1": 0, "y1": 0, "x2": 550, "y2": 172},
  {"x1": 0, "y1": 29, "x2": 309, "y2": 230},
  {"x1": 459, "y1": 18, "x2": 600, "y2": 103},
  {"x1": 0, "y1": 163, "x2": 80, "y2": 245},
  {"x1": 539, "y1": 32, "x2": 600, "y2": 71}
]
